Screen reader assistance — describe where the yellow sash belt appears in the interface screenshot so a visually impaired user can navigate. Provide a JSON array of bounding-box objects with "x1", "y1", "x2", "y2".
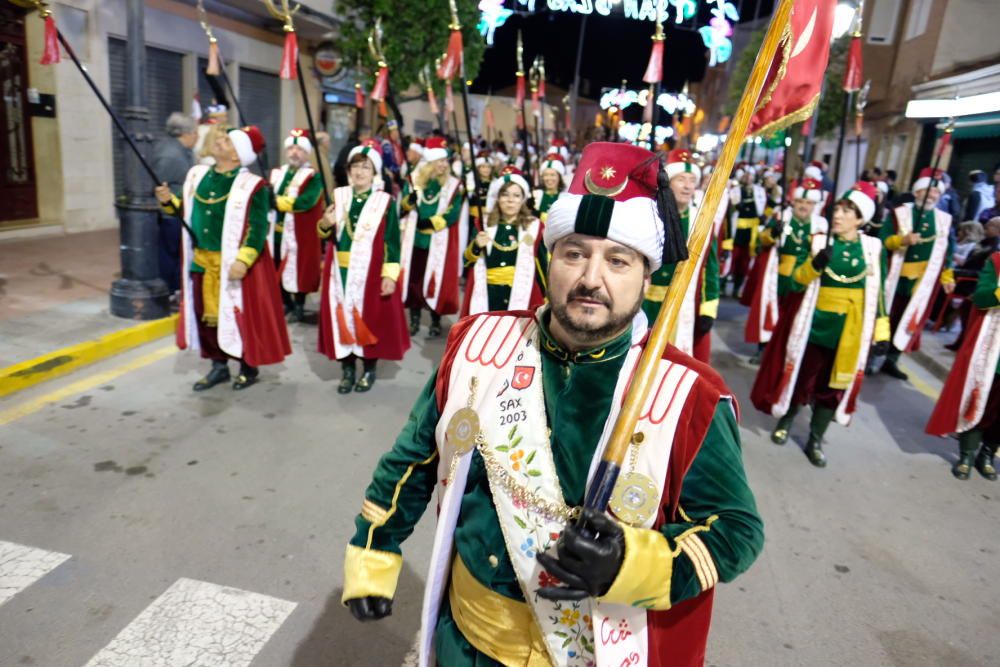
[
  {"x1": 900, "y1": 260, "x2": 928, "y2": 281},
  {"x1": 645, "y1": 283, "x2": 669, "y2": 302},
  {"x1": 486, "y1": 265, "x2": 517, "y2": 287},
  {"x1": 816, "y1": 286, "x2": 864, "y2": 389},
  {"x1": 449, "y1": 555, "x2": 551, "y2": 666},
  {"x1": 193, "y1": 248, "x2": 221, "y2": 326},
  {"x1": 337, "y1": 250, "x2": 352, "y2": 269},
  {"x1": 778, "y1": 254, "x2": 797, "y2": 277}
]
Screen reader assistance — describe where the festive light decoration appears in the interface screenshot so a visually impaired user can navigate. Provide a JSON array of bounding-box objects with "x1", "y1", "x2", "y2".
[
  {"x1": 617, "y1": 121, "x2": 674, "y2": 145},
  {"x1": 599, "y1": 87, "x2": 697, "y2": 116},
  {"x1": 478, "y1": 0, "x2": 514, "y2": 45},
  {"x1": 699, "y1": 0, "x2": 739, "y2": 66},
  {"x1": 670, "y1": 0, "x2": 698, "y2": 24}
]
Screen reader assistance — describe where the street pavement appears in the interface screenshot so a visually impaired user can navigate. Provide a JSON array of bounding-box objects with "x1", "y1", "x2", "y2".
[{"x1": 0, "y1": 299, "x2": 998, "y2": 667}]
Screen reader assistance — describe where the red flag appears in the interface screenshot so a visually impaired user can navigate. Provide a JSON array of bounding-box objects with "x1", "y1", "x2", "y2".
[
  {"x1": 539, "y1": 78, "x2": 546, "y2": 100},
  {"x1": 642, "y1": 39, "x2": 664, "y2": 84},
  {"x1": 842, "y1": 35, "x2": 863, "y2": 92},
  {"x1": 747, "y1": 0, "x2": 837, "y2": 137},
  {"x1": 355, "y1": 83, "x2": 365, "y2": 109},
  {"x1": 206, "y1": 39, "x2": 221, "y2": 76},
  {"x1": 800, "y1": 117, "x2": 812, "y2": 136},
  {"x1": 565, "y1": 107, "x2": 571, "y2": 131},
  {"x1": 532, "y1": 86, "x2": 540, "y2": 114},
  {"x1": 40, "y1": 16, "x2": 61, "y2": 65},
  {"x1": 515, "y1": 74, "x2": 526, "y2": 107},
  {"x1": 428, "y1": 87, "x2": 439, "y2": 115},
  {"x1": 370, "y1": 65, "x2": 389, "y2": 102},
  {"x1": 279, "y1": 30, "x2": 298, "y2": 80},
  {"x1": 937, "y1": 128, "x2": 952, "y2": 156},
  {"x1": 485, "y1": 105, "x2": 495, "y2": 130},
  {"x1": 437, "y1": 29, "x2": 464, "y2": 80}
]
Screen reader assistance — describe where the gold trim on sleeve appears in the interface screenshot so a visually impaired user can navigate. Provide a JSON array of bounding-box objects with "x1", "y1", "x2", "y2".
[{"x1": 361, "y1": 499, "x2": 390, "y2": 525}]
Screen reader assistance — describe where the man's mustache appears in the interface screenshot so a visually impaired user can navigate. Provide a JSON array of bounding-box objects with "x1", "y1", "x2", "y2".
[{"x1": 567, "y1": 286, "x2": 611, "y2": 307}]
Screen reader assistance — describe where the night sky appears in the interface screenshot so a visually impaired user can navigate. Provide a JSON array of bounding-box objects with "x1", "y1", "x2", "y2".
[{"x1": 470, "y1": 1, "x2": 776, "y2": 98}]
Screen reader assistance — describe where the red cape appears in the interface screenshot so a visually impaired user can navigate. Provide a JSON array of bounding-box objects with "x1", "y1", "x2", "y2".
[
  {"x1": 318, "y1": 223, "x2": 411, "y2": 362},
  {"x1": 926, "y1": 297, "x2": 989, "y2": 436},
  {"x1": 283, "y1": 177, "x2": 324, "y2": 293},
  {"x1": 743, "y1": 246, "x2": 776, "y2": 343},
  {"x1": 236, "y1": 243, "x2": 293, "y2": 367},
  {"x1": 750, "y1": 291, "x2": 805, "y2": 414}
]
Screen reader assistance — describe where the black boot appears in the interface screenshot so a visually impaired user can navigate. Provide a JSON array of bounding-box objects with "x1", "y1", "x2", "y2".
[
  {"x1": 880, "y1": 349, "x2": 908, "y2": 380},
  {"x1": 749, "y1": 343, "x2": 765, "y2": 366},
  {"x1": 193, "y1": 361, "x2": 230, "y2": 391},
  {"x1": 338, "y1": 359, "x2": 357, "y2": 394},
  {"x1": 408, "y1": 308, "x2": 421, "y2": 336},
  {"x1": 287, "y1": 302, "x2": 305, "y2": 323},
  {"x1": 355, "y1": 360, "x2": 377, "y2": 393},
  {"x1": 952, "y1": 430, "x2": 981, "y2": 480},
  {"x1": 232, "y1": 362, "x2": 259, "y2": 390},
  {"x1": 771, "y1": 404, "x2": 798, "y2": 445},
  {"x1": 731, "y1": 275, "x2": 744, "y2": 298},
  {"x1": 974, "y1": 440, "x2": 997, "y2": 481},
  {"x1": 804, "y1": 407, "x2": 834, "y2": 468},
  {"x1": 428, "y1": 313, "x2": 442, "y2": 338}
]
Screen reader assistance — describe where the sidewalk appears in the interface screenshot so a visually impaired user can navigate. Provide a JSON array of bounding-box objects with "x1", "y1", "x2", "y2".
[
  {"x1": 0, "y1": 228, "x2": 161, "y2": 369},
  {"x1": 911, "y1": 322, "x2": 960, "y2": 383}
]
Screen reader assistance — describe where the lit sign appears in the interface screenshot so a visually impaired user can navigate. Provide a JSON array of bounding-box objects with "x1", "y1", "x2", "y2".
[{"x1": 617, "y1": 121, "x2": 674, "y2": 145}]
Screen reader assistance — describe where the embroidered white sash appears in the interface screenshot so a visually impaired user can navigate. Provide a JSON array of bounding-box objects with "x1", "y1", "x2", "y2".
[
  {"x1": 400, "y1": 176, "x2": 461, "y2": 307},
  {"x1": 468, "y1": 218, "x2": 542, "y2": 315},
  {"x1": 958, "y1": 308, "x2": 1000, "y2": 432},
  {"x1": 271, "y1": 165, "x2": 315, "y2": 293},
  {"x1": 673, "y1": 200, "x2": 724, "y2": 354},
  {"x1": 889, "y1": 206, "x2": 951, "y2": 351},
  {"x1": 325, "y1": 186, "x2": 390, "y2": 359},
  {"x1": 181, "y1": 165, "x2": 260, "y2": 359}
]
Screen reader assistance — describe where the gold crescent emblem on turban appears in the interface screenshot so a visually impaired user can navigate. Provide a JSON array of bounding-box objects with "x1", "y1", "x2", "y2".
[{"x1": 584, "y1": 169, "x2": 629, "y2": 197}]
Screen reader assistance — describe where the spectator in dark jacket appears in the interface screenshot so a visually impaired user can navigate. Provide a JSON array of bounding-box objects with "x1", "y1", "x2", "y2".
[{"x1": 151, "y1": 113, "x2": 196, "y2": 294}]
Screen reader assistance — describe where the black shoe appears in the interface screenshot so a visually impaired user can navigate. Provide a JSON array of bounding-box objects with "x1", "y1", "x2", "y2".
[
  {"x1": 748, "y1": 351, "x2": 761, "y2": 366},
  {"x1": 428, "y1": 317, "x2": 442, "y2": 338},
  {"x1": 881, "y1": 360, "x2": 908, "y2": 381},
  {"x1": 338, "y1": 367, "x2": 356, "y2": 394},
  {"x1": 354, "y1": 370, "x2": 376, "y2": 392},
  {"x1": 975, "y1": 445, "x2": 997, "y2": 481},
  {"x1": 804, "y1": 436, "x2": 827, "y2": 468},
  {"x1": 771, "y1": 426, "x2": 790, "y2": 445},
  {"x1": 232, "y1": 365, "x2": 259, "y2": 390},
  {"x1": 952, "y1": 452, "x2": 975, "y2": 480},
  {"x1": 287, "y1": 303, "x2": 305, "y2": 323},
  {"x1": 193, "y1": 363, "x2": 230, "y2": 391},
  {"x1": 408, "y1": 311, "x2": 420, "y2": 336}
]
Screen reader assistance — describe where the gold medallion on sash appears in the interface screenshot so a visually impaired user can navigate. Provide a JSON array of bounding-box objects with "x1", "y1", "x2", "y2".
[
  {"x1": 446, "y1": 378, "x2": 481, "y2": 454},
  {"x1": 609, "y1": 432, "x2": 659, "y2": 526}
]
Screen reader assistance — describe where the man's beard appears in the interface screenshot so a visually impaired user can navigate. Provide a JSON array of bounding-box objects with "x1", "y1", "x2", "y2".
[
  {"x1": 288, "y1": 156, "x2": 305, "y2": 168},
  {"x1": 550, "y1": 285, "x2": 643, "y2": 346}
]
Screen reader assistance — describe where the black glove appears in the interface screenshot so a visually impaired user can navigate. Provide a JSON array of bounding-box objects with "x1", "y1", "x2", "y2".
[
  {"x1": 416, "y1": 217, "x2": 434, "y2": 231},
  {"x1": 871, "y1": 340, "x2": 890, "y2": 357},
  {"x1": 771, "y1": 221, "x2": 784, "y2": 240},
  {"x1": 405, "y1": 191, "x2": 417, "y2": 208},
  {"x1": 346, "y1": 596, "x2": 393, "y2": 622},
  {"x1": 695, "y1": 315, "x2": 715, "y2": 335},
  {"x1": 811, "y1": 247, "x2": 832, "y2": 271},
  {"x1": 469, "y1": 194, "x2": 483, "y2": 209},
  {"x1": 536, "y1": 508, "x2": 625, "y2": 601}
]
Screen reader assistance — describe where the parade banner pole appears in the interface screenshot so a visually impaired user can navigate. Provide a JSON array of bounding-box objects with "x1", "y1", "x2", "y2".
[
  {"x1": 916, "y1": 119, "x2": 954, "y2": 215},
  {"x1": 515, "y1": 31, "x2": 535, "y2": 187},
  {"x1": 265, "y1": 0, "x2": 332, "y2": 207},
  {"x1": 584, "y1": 0, "x2": 797, "y2": 513},
  {"x1": 197, "y1": 1, "x2": 270, "y2": 176}
]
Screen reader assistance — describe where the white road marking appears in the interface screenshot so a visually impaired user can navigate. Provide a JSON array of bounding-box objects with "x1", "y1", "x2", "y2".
[
  {"x1": 84, "y1": 577, "x2": 296, "y2": 667},
  {"x1": 0, "y1": 540, "x2": 71, "y2": 607}
]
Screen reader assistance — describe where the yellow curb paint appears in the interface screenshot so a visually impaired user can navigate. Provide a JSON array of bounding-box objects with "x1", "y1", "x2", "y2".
[
  {"x1": 899, "y1": 361, "x2": 941, "y2": 402},
  {"x1": 0, "y1": 315, "x2": 177, "y2": 399},
  {"x1": 0, "y1": 345, "x2": 175, "y2": 426}
]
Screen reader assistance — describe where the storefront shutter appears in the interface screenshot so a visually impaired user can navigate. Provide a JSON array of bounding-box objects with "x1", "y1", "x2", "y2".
[
  {"x1": 237, "y1": 66, "x2": 281, "y2": 169},
  {"x1": 108, "y1": 38, "x2": 184, "y2": 198}
]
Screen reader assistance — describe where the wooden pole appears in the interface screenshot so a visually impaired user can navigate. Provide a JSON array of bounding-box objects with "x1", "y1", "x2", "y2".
[{"x1": 585, "y1": 0, "x2": 797, "y2": 512}]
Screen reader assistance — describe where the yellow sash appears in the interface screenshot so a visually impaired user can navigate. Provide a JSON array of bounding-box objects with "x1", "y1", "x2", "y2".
[
  {"x1": 900, "y1": 260, "x2": 928, "y2": 281},
  {"x1": 816, "y1": 286, "x2": 864, "y2": 389},
  {"x1": 192, "y1": 248, "x2": 222, "y2": 326},
  {"x1": 486, "y1": 265, "x2": 517, "y2": 286},
  {"x1": 645, "y1": 284, "x2": 668, "y2": 302},
  {"x1": 449, "y1": 555, "x2": 551, "y2": 666}
]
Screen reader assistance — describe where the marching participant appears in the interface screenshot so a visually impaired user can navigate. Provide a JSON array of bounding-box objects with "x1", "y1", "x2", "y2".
[
  {"x1": 744, "y1": 178, "x2": 828, "y2": 355},
  {"x1": 879, "y1": 168, "x2": 955, "y2": 381},
  {"x1": 271, "y1": 128, "x2": 325, "y2": 323},
  {"x1": 404, "y1": 137, "x2": 425, "y2": 179},
  {"x1": 643, "y1": 148, "x2": 722, "y2": 363},
  {"x1": 533, "y1": 153, "x2": 567, "y2": 221},
  {"x1": 751, "y1": 183, "x2": 889, "y2": 467},
  {"x1": 761, "y1": 168, "x2": 782, "y2": 218},
  {"x1": 342, "y1": 142, "x2": 762, "y2": 665},
  {"x1": 726, "y1": 165, "x2": 766, "y2": 297},
  {"x1": 155, "y1": 125, "x2": 291, "y2": 391},
  {"x1": 400, "y1": 136, "x2": 464, "y2": 337},
  {"x1": 461, "y1": 171, "x2": 547, "y2": 316},
  {"x1": 926, "y1": 251, "x2": 1000, "y2": 480},
  {"x1": 317, "y1": 140, "x2": 409, "y2": 393}
]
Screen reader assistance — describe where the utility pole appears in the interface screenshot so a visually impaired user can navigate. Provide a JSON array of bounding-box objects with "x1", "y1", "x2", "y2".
[{"x1": 110, "y1": 0, "x2": 169, "y2": 319}]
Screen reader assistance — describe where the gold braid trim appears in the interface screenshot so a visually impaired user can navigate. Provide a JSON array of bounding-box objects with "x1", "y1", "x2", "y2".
[
  {"x1": 750, "y1": 93, "x2": 822, "y2": 139},
  {"x1": 753, "y1": 21, "x2": 794, "y2": 114}
]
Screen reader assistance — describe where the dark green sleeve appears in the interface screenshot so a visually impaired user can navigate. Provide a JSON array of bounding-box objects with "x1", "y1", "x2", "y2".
[
  {"x1": 293, "y1": 172, "x2": 325, "y2": 211},
  {"x1": 384, "y1": 200, "x2": 401, "y2": 265},
  {"x1": 702, "y1": 235, "x2": 720, "y2": 307},
  {"x1": 442, "y1": 185, "x2": 465, "y2": 228},
  {"x1": 535, "y1": 234, "x2": 549, "y2": 296},
  {"x1": 661, "y1": 400, "x2": 764, "y2": 605},
  {"x1": 972, "y1": 257, "x2": 1000, "y2": 309},
  {"x1": 349, "y1": 372, "x2": 441, "y2": 554},
  {"x1": 242, "y1": 186, "x2": 272, "y2": 255}
]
